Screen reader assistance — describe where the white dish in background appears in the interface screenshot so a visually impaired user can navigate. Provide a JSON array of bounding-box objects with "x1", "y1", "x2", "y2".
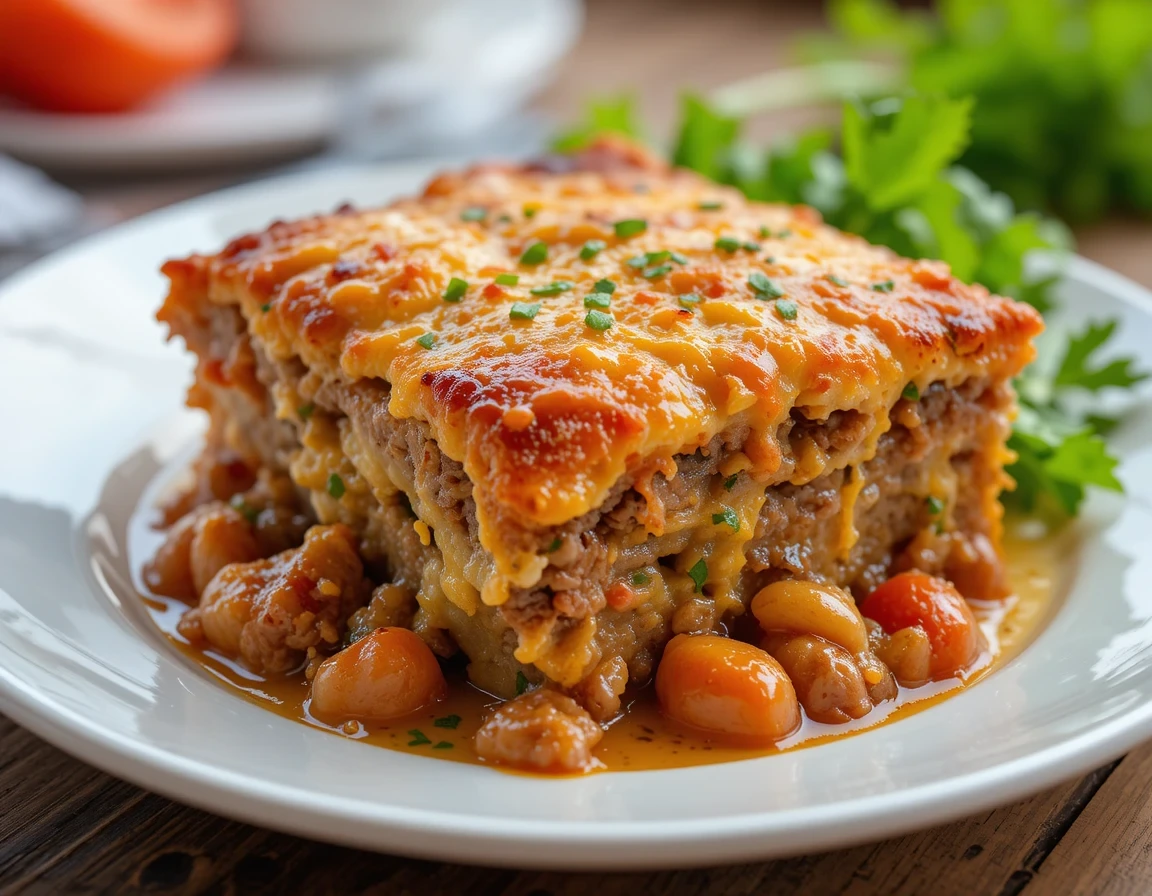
[
  {"x1": 0, "y1": 0, "x2": 580, "y2": 171},
  {"x1": 1, "y1": 163, "x2": 1152, "y2": 870}
]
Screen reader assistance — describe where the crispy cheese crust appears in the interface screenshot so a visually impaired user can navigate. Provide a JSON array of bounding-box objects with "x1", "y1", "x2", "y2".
[{"x1": 159, "y1": 139, "x2": 1042, "y2": 697}]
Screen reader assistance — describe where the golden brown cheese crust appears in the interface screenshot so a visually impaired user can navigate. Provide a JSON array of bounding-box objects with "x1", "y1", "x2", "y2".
[{"x1": 161, "y1": 139, "x2": 1042, "y2": 604}]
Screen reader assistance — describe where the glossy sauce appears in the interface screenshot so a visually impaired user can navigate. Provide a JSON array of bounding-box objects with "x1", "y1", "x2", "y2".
[{"x1": 134, "y1": 513, "x2": 1069, "y2": 774}]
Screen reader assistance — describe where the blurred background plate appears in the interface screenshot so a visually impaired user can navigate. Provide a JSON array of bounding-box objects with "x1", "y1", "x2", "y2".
[{"x1": 0, "y1": 0, "x2": 581, "y2": 172}]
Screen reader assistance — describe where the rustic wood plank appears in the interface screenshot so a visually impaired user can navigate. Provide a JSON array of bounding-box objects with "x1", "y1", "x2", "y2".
[{"x1": 1029, "y1": 742, "x2": 1152, "y2": 896}]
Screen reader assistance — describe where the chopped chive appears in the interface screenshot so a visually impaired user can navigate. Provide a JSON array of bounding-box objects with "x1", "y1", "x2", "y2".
[
  {"x1": 229, "y1": 494, "x2": 259, "y2": 525},
  {"x1": 498, "y1": 213, "x2": 513, "y2": 224},
  {"x1": 712, "y1": 506, "x2": 740, "y2": 533},
  {"x1": 516, "y1": 671, "x2": 531, "y2": 696},
  {"x1": 547, "y1": 537, "x2": 562, "y2": 552},
  {"x1": 433, "y1": 741, "x2": 454, "y2": 750},
  {"x1": 584, "y1": 292, "x2": 611, "y2": 309},
  {"x1": 688, "y1": 558, "x2": 708, "y2": 593},
  {"x1": 260, "y1": 303, "x2": 271, "y2": 313},
  {"x1": 669, "y1": 250, "x2": 689, "y2": 265},
  {"x1": 495, "y1": 273, "x2": 519, "y2": 286},
  {"x1": 631, "y1": 570, "x2": 651, "y2": 586},
  {"x1": 643, "y1": 264, "x2": 672, "y2": 279},
  {"x1": 520, "y1": 241, "x2": 548, "y2": 265},
  {"x1": 580, "y1": 239, "x2": 607, "y2": 260},
  {"x1": 872, "y1": 279, "x2": 895, "y2": 293},
  {"x1": 902, "y1": 382, "x2": 920, "y2": 401},
  {"x1": 743, "y1": 241, "x2": 761, "y2": 252},
  {"x1": 759, "y1": 225, "x2": 771, "y2": 238},
  {"x1": 614, "y1": 218, "x2": 647, "y2": 238},
  {"x1": 407, "y1": 729, "x2": 431, "y2": 746},
  {"x1": 594, "y1": 278, "x2": 617, "y2": 294},
  {"x1": 509, "y1": 301, "x2": 541, "y2": 320},
  {"x1": 523, "y1": 205, "x2": 538, "y2": 218},
  {"x1": 442, "y1": 277, "x2": 468, "y2": 302},
  {"x1": 775, "y1": 299, "x2": 799, "y2": 321},
  {"x1": 765, "y1": 256, "x2": 776, "y2": 264},
  {"x1": 714, "y1": 236, "x2": 741, "y2": 253},
  {"x1": 297, "y1": 402, "x2": 315, "y2": 420},
  {"x1": 927, "y1": 495, "x2": 946, "y2": 515},
  {"x1": 585, "y1": 309, "x2": 613, "y2": 331},
  {"x1": 645, "y1": 250, "x2": 670, "y2": 265},
  {"x1": 723, "y1": 472, "x2": 739, "y2": 491},
  {"x1": 327, "y1": 473, "x2": 345, "y2": 499},
  {"x1": 529, "y1": 280, "x2": 573, "y2": 296},
  {"x1": 778, "y1": 228, "x2": 792, "y2": 238},
  {"x1": 460, "y1": 206, "x2": 487, "y2": 222},
  {"x1": 627, "y1": 255, "x2": 648, "y2": 268},
  {"x1": 749, "y1": 272, "x2": 784, "y2": 298},
  {"x1": 698, "y1": 200, "x2": 724, "y2": 210},
  {"x1": 416, "y1": 332, "x2": 436, "y2": 350},
  {"x1": 434, "y1": 714, "x2": 462, "y2": 729},
  {"x1": 825, "y1": 274, "x2": 849, "y2": 287},
  {"x1": 678, "y1": 293, "x2": 701, "y2": 309}
]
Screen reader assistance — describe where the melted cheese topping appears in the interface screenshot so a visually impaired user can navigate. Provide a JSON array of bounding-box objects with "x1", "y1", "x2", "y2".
[{"x1": 161, "y1": 139, "x2": 1043, "y2": 600}]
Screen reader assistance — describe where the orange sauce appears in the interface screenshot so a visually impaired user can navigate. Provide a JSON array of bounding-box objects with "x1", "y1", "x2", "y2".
[{"x1": 134, "y1": 516, "x2": 1069, "y2": 774}]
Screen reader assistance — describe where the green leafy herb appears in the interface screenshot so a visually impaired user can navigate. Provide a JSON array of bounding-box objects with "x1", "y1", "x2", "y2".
[
  {"x1": 643, "y1": 264, "x2": 672, "y2": 279},
  {"x1": 631, "y1": 570, "x2": 651, "y2": 587},
  {"x1": 547, "y1": 537, "x2": 562, "y2": 552},
  {"x1": 415, "y1": 332, "x2": 436, "y2": 350},
  {"x1": 585, "y1": 309, "x2": 613, "y2": 331},
  {"x1": 712, "y1": 506, "x2": 740, "y2": 532},
  {"x1": 327, "y1": 473, "x2": 345, "y2": 499},
  {"x1": 551, "y1": 94, "x2": 641, "y2": 153},
  {"x1": 678, "y1": 293, "x2": 702, "y2": 309},
  {"x1": 614, "y1": 218, "x2": 648, "y2": 238},
  {"x1": 229, "y1": 494, "x2": 259, "y2": 525},
  {"x1": 626, "y1": 255, "x2": 647, "y2": 268},
  {"x1": 669, "y1": 250, "x2": 690, "y2": 265},
  {"x1": 520, "y1": 241, "x2": 548, "y2": 265},
  {"x1": 580, "y1": 239, "x2": 607, "y2": 260},
  {"x1": 442, "y1": 277, "x2": 468, "y2": 302},
  {"x1": 434, "y1": 714, "x2": 462, "y2": 729},
  {"x1": 775, "y1": 299, "x2": 798, "y2": 321},
  {"x1": 825, "y1": 274, "x2": 849, "y2": 287},
  {"x1": 926, "y1": 495, "x2": 945, "y2": 516},
  {"x1": 723, "y1": 472, "x2": 738, "y2": 491},
  {"x1": 523, "y1": 205, "x2": 538, "y2": 218},
  {"x1": 872, "y1": 279, "x2": 895, "y2": 293},
  {"x1": 759, "y1": 225, "x2": 771, "y2": 238},
  {"x1": 698, "y1": 200, "x2": 724, "y2": 210},
  {"x1": 407, "y1": 729, "x2": 431, "y2": 747},
  {"x1": 515, "y1": 671, "x2": 531, "y2": 696},
  {"x1": 902, "y1": 382, "x2": 919, "y2": 401},
  {"x1": 433, "y1": 741, "x2": 454, "y2": 750},
  {"x1": 584, "y1": 292, "x2": 612, "y2": 309},
  {"x1": 510, "y1": 301, "x2": 541, "y2": 321},
  {"x1": 1053, "y1": 321, "x2": 1149, "y2": 393},
  {"x1": 594, "y1": 278, "x2": 617, "y2": 294},
  {"x1": 743, "y1": 241, "x2": 761, "y2": 252},
  {"x1": 260, "y1": 303, "x2": 271, "y2": 313},
  {"x1": 495, "y1": 273, "x2": 519, "y2": 286},
  {"x1": 530, "y1": 280, "x2": 573, "y2": 296},
  {"x1": 460, "y1": 206, "x2": 487, "y2": 222},
  {"x1": 687, "y1": 558, "x2": 708, "y2": 593},
  {"x1": 297, "y1": 402, "x2": 315, "y2": 420},
  {"x1": 749, "y1": 272, "x2": 784, "y2": 298},
  {"x1": 714, "y1": 235, "x2": 741, "y2": 253}
]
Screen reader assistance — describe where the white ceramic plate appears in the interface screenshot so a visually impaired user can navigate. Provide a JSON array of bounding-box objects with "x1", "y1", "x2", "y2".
[
  {"x1": 2, "y1": 163, "x2": 1152, "y2": 871},
  {"x1": 0, "y1": 0, "x2": 580, "y2": 171}
]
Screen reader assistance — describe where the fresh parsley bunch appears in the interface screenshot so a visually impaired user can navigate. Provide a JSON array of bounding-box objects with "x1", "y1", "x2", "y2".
[
  {"x1": 811, "y1": 0, "x2": 1152, "y2": 222},
  {"x1": 555, "y1": 91, "x2": 1147, "y2": 517}
]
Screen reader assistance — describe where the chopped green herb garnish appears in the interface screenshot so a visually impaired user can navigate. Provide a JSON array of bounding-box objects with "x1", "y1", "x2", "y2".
[
  {"x1": 902, "y1": 382, "x2": 920, "y2": 401},
  {"x1": 594, "y1": 278, "x2": 617, "y2": 294},
  {"x1": 748, "y1": 272, "x2": 784, "y2": 298},
  {"x1": 229, "y1": 494, "x2": 259, "y2": 524},
  {"x1": 688, "y1": 558, "x2": 708, "y2": 593},
  {"x1": 529, "y1": 280, "x2": 573, "y2": 296},
  {"x1": 825, "y1": 274, "x2": 849, "y2": 287},
  {"x1": 510, "y1": 301, "x2": 541, "y2": 321},
  {"x1": 678, "y1": 293, "x2": 701, "y2": 309},
  {"x1": 523, "y1": 205, "x2": 538, "y2": 218},
  {"x1": 495, "y1": 273, "x2": 519, "y2": 286},
  {"x1": 723, "y1": 472, "x2": 738, "y2": 491},
  {"x1": 520, "y1": 241, "x2": 548, "y2": 265},
  {"x1": 297, "y1": 402, "x2": 315, "y2": 420},
  {"x1": 515, "y1": 671, "x2": 531, "y2": 695},
  {"x1": 407, "y1": 729, "x2": 431, "y2": 747},
  {"x1": 775, "y1": 299, "x2": 798, "y2": 321},
  {"x1": 497, "y1": 213, "x2": 513, "y2": 224},
  {"x1": 614, "y1": 218, "x2": 648, "y2": 238},
  {"x1": 584, "y1": 292, "x2": 611, "y2": 309},
  {"x1": 631, "y1": 570, "x2": 651, "y2": 587},
  {"x1": 327, "y1": 473, "x2": 345, "y2": 499},
  {"x1": 433, "y1": 741, "x2": 454, "y2": 750},
  {"x1": 714, "y1": 235, "x2": 741, "y2": 253},
  {"x1": 758, "y1": 225, "x2": 771, "y2": 238},
  {"x1": 778, "y1": 229, "x2": 792, "y2": 238},
  {"x1": 585, "y1": 309, "x2": 613, "y2": 331},
  {"x1": 627, "y1": 255, "x2": 648, "y2": 268},
  {"x1": 442, "y1": 277, "x2": 468, "y2": 302},
  {"x1": 646, "y1": 250, "x2": 671, "y2": 265},
  {"x1": 580, "y1": 239, "x2": 607, "y2": 260},
  {"x1": 669, "y1": 250, "x2": 689, "y2": 265},
  {"x1": 765, "y1": 256, "x2": 776, "y2": 264},
  {"x1": 434, "y1": 714, "x2": 462, "y2": 729},
  {"x1": 460, "y1": 206, "x2": 487, "y2": 222},
  {"x1": 926, "y1": 495, "x2": 946, "y2": 515},
  {"x1": 743, "y1": 241, "x2": 761, "y2": 252},
  {"x1": 643, "y1": 264, "x2": 672, "y2": 279},
  {"x1": 712, "y1": 506, "x2": 740, "y2": 533},
  {"x1": 698, "y1": 200, "x2": 723, "y2": 210},
  {"x1": 547, "y1": 537, "x2": 562, "y2": 552},
  {"x1": 260, "y1": 303, "x2": 271, "y2": 313},
  {"x1": 872, "y1": 280, "x2": 895, "y2": 293},
  {"x1": 415, "y1": 332, "x2": 436, "y2": 350}
]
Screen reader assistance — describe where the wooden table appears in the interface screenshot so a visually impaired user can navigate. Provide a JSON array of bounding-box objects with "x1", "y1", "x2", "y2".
[{"x1": 4, "y1": 2, "x2": 1152, "y2": 893}]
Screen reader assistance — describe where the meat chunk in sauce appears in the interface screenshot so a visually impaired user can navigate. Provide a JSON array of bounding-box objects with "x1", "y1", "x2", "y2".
[{"x1": 474, "y1": 690, "x2": 603, "y2": 773}]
